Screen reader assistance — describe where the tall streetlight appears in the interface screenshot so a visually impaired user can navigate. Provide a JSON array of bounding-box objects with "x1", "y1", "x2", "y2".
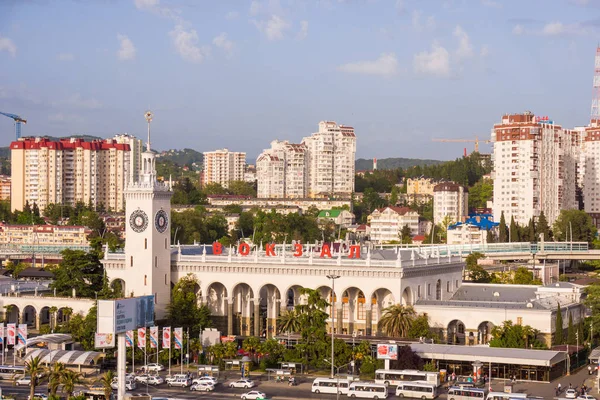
[{"x1": 327, "y1": 275, "x2": 340, "y2": 379}]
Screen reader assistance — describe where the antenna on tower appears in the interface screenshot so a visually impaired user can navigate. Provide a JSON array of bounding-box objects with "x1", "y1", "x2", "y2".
[
  {"x1": 144, "y1": 110, "x2": 153, "y2": 151},
  {"x1": 591, "y1": 47, "x2": 600, "y2": 123}
]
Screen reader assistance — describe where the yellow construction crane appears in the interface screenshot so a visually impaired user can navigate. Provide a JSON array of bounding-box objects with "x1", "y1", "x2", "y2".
[{"x1": 432, "y1": 136, "x2": 490, "y2": 153}]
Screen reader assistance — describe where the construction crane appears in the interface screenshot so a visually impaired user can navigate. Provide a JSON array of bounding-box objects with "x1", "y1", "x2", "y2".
[
  {"x1": 0, "y1": 111, "x2": 27, "y2": 139},
  {"x1": 432, "y1": 136, "x2": 490, "y2": 153}
]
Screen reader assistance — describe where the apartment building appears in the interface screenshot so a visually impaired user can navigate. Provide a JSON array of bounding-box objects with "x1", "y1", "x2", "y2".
[
  {"x1": 113, "y1": 134, "x2": 143, "y2": 183},
  {"x1": 433, "y1": 182, "x2": 468, "y2": 225},
  {"x1": 202, "y1": 149, "x2": 246, "y2": 189},
  {"x1": 368, "y1": 206, "x2": 419, "y2": 243},
  {"x1": 491, "y1": 112, "x2": 578, "y2": 226},
  {"x1": 302, "y1": 121, "x2": 356, "y2": 198},
  {"x1": 0, "y1": 223, "x2": 91, "y2": 246},
  {"x1": 11, "y1": 137, "x2": 132, "y2": 212},
  {"x1": 0, "y1": 176, "x2": 10, "y2": 201},
  {"x1": 407, "y1": 177, "x2": 436, "y2": 196},
  {"x1": 256, "y1": 140, "x2": 307, "y2": 198}
]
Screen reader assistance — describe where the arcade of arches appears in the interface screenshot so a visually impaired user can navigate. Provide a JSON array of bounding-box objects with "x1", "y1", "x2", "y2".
[{"x1": 2, "y1": 304, "x2": 74, "y2": 330}]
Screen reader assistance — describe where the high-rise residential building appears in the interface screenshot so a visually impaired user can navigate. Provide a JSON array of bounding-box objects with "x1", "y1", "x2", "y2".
[
  {"x1": 302, "y1": 121, "x2": 356, "y2": 198},
  {"x1": 10, "y1": 137, "x2": 131, "y2": 212},
  {"x1": 433, "y1": 182, "x2": 468, "y2": 225},
  {"x1": 582, "y1": 120, "x2": 600, "y2": 222},
  {"x1": 491, "y1": 112, "x2": 578, "y2": 227},
  {"x1": 202, "y1": 149, "x2": 246, "y2": 189},
  {"x1": 256, "y1": 140, "x2": 307, "y2": 198},
  {"x1": 113, "y1": 133, "x2": 143, "y2": 183}
]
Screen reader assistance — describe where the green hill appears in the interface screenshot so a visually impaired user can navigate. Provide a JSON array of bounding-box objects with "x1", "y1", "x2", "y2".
[
  {"x1": 157, "y1": 148, "x2": 203, "y2": 166},
  {"x1": 355, "y1": 157, "x2": 443, "y2": 171}
]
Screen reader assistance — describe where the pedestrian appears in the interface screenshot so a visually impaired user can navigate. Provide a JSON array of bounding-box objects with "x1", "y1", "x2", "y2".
[
  {"x1": 569, "y1": 382, "x2": 572, "y2": 389},
  {"x1": 558, "y1": 382, "x2": 562, "y2": 392}
]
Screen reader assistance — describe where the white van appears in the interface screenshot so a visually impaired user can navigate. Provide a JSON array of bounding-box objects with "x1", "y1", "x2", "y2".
[
  {"x1": 347, "y1": 382, "x2": 388, "y2": 399},
  {"x1": 312, "y1": 378, "x2": 350, "y2": 395},
  {"x1": 486, "y1": 393, "x2": 528, "y2": 400},
  {"x1": 395, "y1": 381, "x2": 437, "y2": 399}
]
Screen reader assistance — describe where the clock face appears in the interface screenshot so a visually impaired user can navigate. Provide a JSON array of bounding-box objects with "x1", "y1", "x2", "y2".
[
  {"x1": 129, "y1": 210, "x2": 149, "y2": 233},
  {"x1": 155, "y1": 209, "x2": 169, "y2": 233}
]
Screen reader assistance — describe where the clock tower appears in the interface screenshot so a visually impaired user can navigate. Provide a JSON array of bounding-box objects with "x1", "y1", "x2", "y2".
[{"x1": 123, "y1": 111, "x2": 172, "y2": 319}]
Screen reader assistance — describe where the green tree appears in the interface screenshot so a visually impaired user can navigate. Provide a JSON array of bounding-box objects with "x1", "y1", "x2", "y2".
[
  {"x1": 24, "y1": 356, "x2": 45, "y2": 400},
  {"x1": 60, "y1": 370, "x2": 82, "y2": 398},
  {"x1": 407, "y1": 314, "x2": 434, "y2": 339},
  {"x1": 537, "y1": 211, "x2": 550, "y2": 241},
  {"x1": 294, "y1": 288, "x2": 330, "y2": 369},
  {"x1": 526, "y1": 218, "x2": 536, "y2": 242},
  {"x1": 101, "y1": 370, "x2": 115, "y2": 400},
  {"x1": 202, "y1": 183, "x2": 228, "y2": 196},
  {"x1": 423, "y1": 360, "x2": 437, "y2": 372},
  {"x1": 498, "y1": 212, "x2": 508, "y2": 243},
  {"x1": 50, "y1": 250, "x2": 103, "y2": 298},
  {"x1": 64, "y1": 305, "x2": 97, "y2": 350},
  {"x1": 227, "y1": 180, "x2": 256, "y2": 196},
  {"x1": 167, "y1": 274, "x2": 212, "y2": 338},
  {"x1": 5, "y1": 261, "x2": 26, "y2": 279},
  {"x1": 509, "y1": 216, "x2": 519, "y2": 242},
  {"x1": 553, "y1": 209, "x2": 597, "y2": 244},
  {"x1": 489, "y1": 321, "x2": 544, "y2": 349},
  {"x1": 465, "y1": 252, "x2": 491, "y2": 282},
  {"x1": 390, "y1": 185, "x2": 399, "y2": 206},
  {"x1": 47, "y1": 362, "x2": 65, "y2": 397},
  {"x1": 512, "y1": 267, "x2": 542, "y2": 285},
  {"x1": 277, "y1": 310, "x2": 301, "y2": 334},
  {"x1": 554, "y1": 303, "x2": 564, "y2": 345},
  {"x1": 399, "y1": 224, "x2": 412, "y2": 244},
  {"x1": 242, "y1": 336, "x2": 261, "y2": 361},
  {"x1": 468, "y1": 178, "x2": 493, "y2": 209},
  {"x1": 378, "y1": 304, "x2": 416, "y2": 338},
  {"x1": 567, "y1": 312, "x2": 576, "y2": 345}
]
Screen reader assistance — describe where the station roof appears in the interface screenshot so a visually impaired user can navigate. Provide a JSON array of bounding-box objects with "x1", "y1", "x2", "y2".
[
  {"x1": 15, "y1": 333, "x2": 73, "y2": 351},
  {"x1": 410, "y1": 343, "x2": 566, "y2": 367},
  {"x1": 24, "y1": 349, "x2": 104, "y2": 366}
]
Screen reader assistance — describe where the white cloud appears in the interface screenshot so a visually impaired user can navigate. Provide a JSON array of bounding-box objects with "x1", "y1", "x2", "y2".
[
  {"x1": 395, "y1": 0, "x2": 405, "y2": 13},
  {"x1": 481, "y1": 0, "x2": 501, "y2": 8},
  {"x1": 297, "y1": 20, "x2": 308, "y2": 40},
  {"x1": 453, "y1": 25, "x2": 473, "y2": 59},
  {"x1": 250, "y1": 1, "x2": 262, "y2": 16},
  {"x1": 412, "y1": 10, "x2": 435, "y2": 31},
  {"x1": 57, "y1": 53, "x2": 74, "y2": 61},
  {"x1": 254, "y1": 15, "x2": 291, "y2": 41},
  {"x1": 117, "y1": 34, "x2": 136, "y2": 61},
  {"x1": 226, "y1": 11, "x2": 239, "y2": 20},
  {"x1": 0, "y1": 36, "x2": 17, "y2": 57},
  {"x1": 134, "y1": 0, "x2": 159, "y2": 10},
  {"x1": 169, "y1": 25, "x2": 210, "y2": 63},
  {"x1": 413, "y1": 43, "x2": 450, "y2": 77},
  {"x1": 480, "y1": 45, "x2": 490, "y2": 57},
  {"x1": 512, "y1": 24, "x2": 524, "y2": 35},
  {"x1": 542, "y1": 21, "x2": 566, "y2": 36},
  {"x1": 213, "y1": 33, "x2": 234, "y2": 56},
  {"x1": 53, "y1": 93, "x2": 102, "y2": 110},
  {"x1": 338, "y1": 53, "x2": 398, "y2": 77}
]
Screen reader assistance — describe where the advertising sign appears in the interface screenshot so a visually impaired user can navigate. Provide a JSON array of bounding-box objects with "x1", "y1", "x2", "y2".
[
  {"x1": 97, "y1": 295, "x2": 155, "y2": 334},
  {"x1": 137, "y1": 295, "x2": 155, "y2": 327},
  {"x1": 125, "y1": 330, "x2": 134, "y2": 348},
  {"x1": 94, "y1": 333, "x2": 115, "y2": 349},
  {"x1": 162, "y1": 327, "x2": 171, "y2": 348},
  {"x1": 137, "y1": 328, "x2": 146, "y2": 349},
  {"x1": 149, "y1": 326, "x2": 158, "y2": 349},
  {"x1": 174, "y1": 327, "x2": 183, "y2": 349},
  {"x1": 376, "y1": 344, "x2": 398, "y2": 360},
  {"x1": 6, "y1": 324, "x2": 15, "y2": 345},
  {"x1": 17, "y1": 324, "x2": 27, "y2": 346}
]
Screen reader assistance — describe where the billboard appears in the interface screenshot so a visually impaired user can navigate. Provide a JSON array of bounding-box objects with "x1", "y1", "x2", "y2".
[
  {"x1": 95, "y1": 333, "x2": 115, "y2": 349},
  {"x1": 97, "y1": 295, "x2": 155, "y2": 334},
  {"x1": 376, "y1": 344, "x2": 398, "y2": 360},
  {"x1": 162, "y1": 327, "x2": 170, "y2": 348},
  {"x1": 149, "y1": 326, "x2": 158, "y2": 349}
]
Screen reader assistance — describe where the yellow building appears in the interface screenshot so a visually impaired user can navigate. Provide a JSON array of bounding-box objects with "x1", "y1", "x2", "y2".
[
  {"x1": 0, "y1": 223, "x2": 91, "y2": 246},
  {"x1": 0, "y1": 176, "x2": 10, "y2": 201},
  {"x1": 406, "y1": 177, "x2": 436, "y2": 196},
  {"x1": 10, "y1": 137, "x2": 132, "y2": 212}
]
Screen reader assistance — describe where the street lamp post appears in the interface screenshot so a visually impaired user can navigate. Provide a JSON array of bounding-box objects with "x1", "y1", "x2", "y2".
[{"x1": 327, "y1": 274, "x2": 340, "y2": 380}]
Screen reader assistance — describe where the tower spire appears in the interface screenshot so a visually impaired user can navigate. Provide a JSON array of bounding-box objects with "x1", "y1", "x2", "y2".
[{"x1": 144, "y1": 110, "x2": 153, "y2": 152}]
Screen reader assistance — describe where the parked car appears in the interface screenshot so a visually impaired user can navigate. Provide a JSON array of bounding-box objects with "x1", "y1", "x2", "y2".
[
  {"x1": 111, "y1": 379, "x2": 136, "y2": 391},
  {"x1": 134, "y1": 374, "x2": 150, "y2": 383},
  {"x1": 577, "y1": 396, "x2": 597, "y2": 400},
  {"x1": 190, "y1": 383, "x2": 214, "y2": 392},
  {"x1": 165, "y1": 374, "x2": 188, "y2": 384},
  {"x1": 192, "y1": 376, "x2": 217, "y2": 385},
  {"x1": 147, "y1": 375, "x2": 164, "y2": 385},
  {"x1": 241, "y1": 391, "x2": 267, "y2": 400},
  {"x1": 27, "y1": 394, "x2": 48, "y2": 400},
  {"x1": 566, "y1": 389, "x2": 578, "y2": 399},
  {"x1": 15, "y1": 376, "x2": 32, "y2": 386},
  {"x1": 145, "y1": 363, "x2": 165, "y2": 372},
  {"x1": 229, "y1": 379, "x2": 255, "y2": 389},
  {"x1": 167, "y1": 377, "x2": 191, "y2": 388}
]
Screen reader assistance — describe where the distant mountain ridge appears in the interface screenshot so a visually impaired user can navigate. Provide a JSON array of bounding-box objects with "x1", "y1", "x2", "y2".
[
  {"x1": 157, "y1": 148, "x2": 204, "y2": 165},
  {"x1": 355, "y1": 157, "x2": 443, "y2": 170}
]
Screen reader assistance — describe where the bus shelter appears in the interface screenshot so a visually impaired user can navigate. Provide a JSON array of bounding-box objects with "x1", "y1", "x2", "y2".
[
  {"x1": 266, "y1": 369, "x2": 292, "y2": 382},
  {"x1": 197, "y1": 365, "x2": 220, "y2": 378}
]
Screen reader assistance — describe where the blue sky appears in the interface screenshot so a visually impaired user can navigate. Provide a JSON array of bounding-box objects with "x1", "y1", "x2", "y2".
[{"x1": 1, "y1": 0, "x2": 599, "y2": 161}]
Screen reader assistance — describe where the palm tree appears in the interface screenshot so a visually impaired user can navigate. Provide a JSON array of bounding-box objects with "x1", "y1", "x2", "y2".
[
  {"x1": 100, "y1": 370, "x2": 115, "y2": 400},
  {"x1": 49, "y1": 306, "x2": 58, "y2": 332},
  {"x1": 62, "y1": 307, "x2": 73, "y2": 323},
  {"x1": 48, "y1": 362, "x2": 65, "y2": 397},
  {"x1": 377, "y1": 304, "x2": 416, "y2": 338},
  {"x1": 277, "y1": 310, "x2": 301, "y2": 334},
  {"x1": 61, "y1": 369, "x2": 82, "y2": 398},
  {"x1": 24, "y1": 356, "x2": 46, "y2": 400},
  {"x1": 242, "y1": 336, "x2": 261, "y2": 361}
]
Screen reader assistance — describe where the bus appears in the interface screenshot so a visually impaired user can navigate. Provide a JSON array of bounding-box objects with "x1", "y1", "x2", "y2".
[
  {"x1": 485, "y1": 393, "x2": 528, "y2": 400},
  {"x1": 395, "y1": 381, "x2": 437, "y2": 399},
  {"x1": 0, "y1": 365, "x2": 26, "y2": 380},
  {"x1": 448, "y1": 386, "x2": 486, "y2": 400},
  {"x1": 375, "y1": 369, "x2": 440, "y2": 387},
  {"x1": 312, "y1": 378, "x2": 350, "y2": 395},
  {"x1": 347, "y1": 382, "x2": 388, "y2": 399}
]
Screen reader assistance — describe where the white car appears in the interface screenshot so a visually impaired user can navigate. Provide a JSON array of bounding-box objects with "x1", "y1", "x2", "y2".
[
  {"x1": 15, "y1": 376, "x2": 32, "y2": 386},
  {"x1": 111, "y1": 380, "x2": 136, "y2": 391},
  {"x1": 577, "y1": 396, "x2": 597, "y2": 400},
  {"x1": 166, "y1": 374, "x2": 188, "y2": 383},
  {"x1": 241, "y1": 391, "x2": 266, "y2": 400},
  {"x1": 229, "y1": 379, "x2": 255, "y2": 389},
  {"x1": 167, "y1": 377, "x2": 191, "y2": 388},
  {"x1": 147, "y1": 375, "x2": 164, "y2": 385},
  {"x1": 190, "y1": 383, "x2": 214, "y2": 392},
  {"x1": 193, "y1": 376, "x2": 217, "y2": 385},
  {"x1": 28, "y1": 394, "x2": 48, "y2": 400},
  {"x1": 145, "y1": 363, "x2": 165, "y2": 372},
  {"x1": 566, "y1": 389, "x2": 578, "y2": 399},
  {"x1": 134, "y1": 374, "x2": 150, "y2": 383}
]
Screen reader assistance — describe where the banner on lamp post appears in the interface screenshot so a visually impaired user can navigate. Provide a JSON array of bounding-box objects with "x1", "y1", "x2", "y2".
[
  {"x1": 149, "y1": 326, "x2": 158, "y2": 349},
  {"x1": 17, "y1": 324, "x2": 27, "y2": 346},
  {"x1": 137, "y1": 328, "x2": 146, "y2": 349},
  {"x1": 125, "y1": 330, "x2": 134, "y2": 348},
  {"x1": 162, "y1": 327, "x2": 171, "y2": 348},
  {"x1": 174, "y1": 328, "x2": 182, "y2": 350},
  {"x1": 6, "y1": 324, "x2": 15, "y2": 345}
]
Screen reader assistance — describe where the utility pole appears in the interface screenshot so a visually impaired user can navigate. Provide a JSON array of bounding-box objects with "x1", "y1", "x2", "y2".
[{"x1": 327, "y1": 275, "x2": 340, "y2": 379}]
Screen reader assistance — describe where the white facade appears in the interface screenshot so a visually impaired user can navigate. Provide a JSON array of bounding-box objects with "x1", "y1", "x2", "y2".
[
  {"x1": 583, "y1": 121, "x2": 600, "y2": 217},
  {"x1": 302, "y1": 121, "x2": 356, "y2": 198},
  {"x1": 433, "y1": 183, "x2": 468, "y2": 225},
  {"x1": 202, "y1": 149, "x2": 246, "y2": 189},
  {"x1": 491, "y1": 112, "x2": 578, "y2": 226},
  {"x1": 447, "y1": 223, "x2": 488, "y2": 245},
  {"x1": 113, "y1": 134, "x2": 143, "y2": 184},
  {"x1": 369, "y1": 206, "x2": 419, "y2": 243},
  {"x1": 256, "y1": 141, "x2": 307, "y2": 198}
]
